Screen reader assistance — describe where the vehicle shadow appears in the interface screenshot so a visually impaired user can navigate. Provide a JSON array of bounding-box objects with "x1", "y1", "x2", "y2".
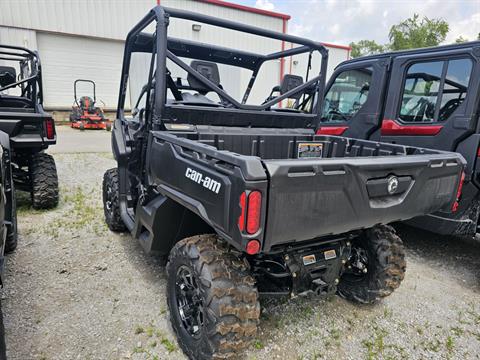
[{"x1": 393, "y1": 223, "x2": 480, "y2": 290}]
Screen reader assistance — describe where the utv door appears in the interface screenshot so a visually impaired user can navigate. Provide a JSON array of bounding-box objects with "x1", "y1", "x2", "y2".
[
  {"x1": 371, "y1": 47, "x2": 480, "y2": 160},
  {"x1": 317, "y1": 58, "x2": 389, "y2": 138}
]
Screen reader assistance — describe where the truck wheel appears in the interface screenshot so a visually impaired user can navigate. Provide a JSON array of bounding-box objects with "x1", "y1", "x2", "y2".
[
  {"x1": 166, "y1": 234, "x2": 260, "y2": 360},
  {"x1": 338, "y1": 225, "x2": 406, "y2": 304},
  {"x1": 102, "y1": 168, "x2": 126, "y2": 232},
  {"x1": 5, "y1": 187, "x2": 17, "y2": 253},
  {"x1": 30, "y1": 153, "x2": 59, "y2": 209}
]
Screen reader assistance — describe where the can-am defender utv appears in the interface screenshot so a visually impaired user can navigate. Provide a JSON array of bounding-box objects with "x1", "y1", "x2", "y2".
[
  {"x1": 103, "y1": 6, "x2": 465, "y2": 359},
  {"x1": 0, "y1": 45, "x2": 58, "y2": 209},
  {"x1": 70, "y1": 79, "x2": 112, "y2": 131}
]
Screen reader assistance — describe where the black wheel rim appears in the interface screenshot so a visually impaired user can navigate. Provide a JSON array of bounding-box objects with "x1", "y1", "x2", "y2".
[
  {"x1": 343, "y1": 243, "x2": 369, "y2": 282},
  {"x1": 175, "y1": 265, "x2": 204, "y2": 338},
  {"x1": 105, "y1": 184, "x2": 113, "y2": 214}
]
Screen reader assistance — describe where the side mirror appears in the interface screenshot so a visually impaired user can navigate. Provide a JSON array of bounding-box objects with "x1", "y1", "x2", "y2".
[{"x1": 132, "y1": 108, "x2": 139, "y2": 117}]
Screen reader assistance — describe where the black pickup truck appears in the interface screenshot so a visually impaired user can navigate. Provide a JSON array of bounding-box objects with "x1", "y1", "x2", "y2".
[
  {"x1": 0, "y1": 45, "x2": 58, "y2": 209},
  {"x1": 103, "y1": 7, "x2": 466, "y2": 359},
  {"x1": 318, "y1": 41, "x2": 480, "y2": 237}
]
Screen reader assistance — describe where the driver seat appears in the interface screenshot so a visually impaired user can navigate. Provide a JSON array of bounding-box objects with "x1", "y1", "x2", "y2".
[
  {"x1": 79, "y1": 96, "x2": 95, "y2": 112},
  {"x1": 187, "y1": 61, "x2": 221, "y2": 95}
]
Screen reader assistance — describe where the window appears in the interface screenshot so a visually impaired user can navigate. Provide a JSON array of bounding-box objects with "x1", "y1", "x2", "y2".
[
  {"x1": 439, "y1": 59, "x2": 471, "y2": 121},
  {"x1": 399, "y1": 58, "x2": 472, "y2": 123},
  {"x1": 321, "y1": 67, "x2": 372, "y2": 122}
]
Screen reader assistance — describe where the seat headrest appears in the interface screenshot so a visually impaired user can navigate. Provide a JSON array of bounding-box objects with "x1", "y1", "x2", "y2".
[
  {"x1": 187, "y1": 61, "x2": 220, "y2": 94},
  {"x1": 280, "y1": 74, "x2": 304, "y2": 100},
  {"x1": 0, "y1": 66, "x2": 16, "y2": 87}
]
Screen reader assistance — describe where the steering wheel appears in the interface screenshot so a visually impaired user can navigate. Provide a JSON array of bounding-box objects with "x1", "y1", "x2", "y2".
[{"x1": 327, "y1": 108, "x2": 349, "y2": 121}]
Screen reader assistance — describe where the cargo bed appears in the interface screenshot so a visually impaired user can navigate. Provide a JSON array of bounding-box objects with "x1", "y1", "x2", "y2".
[{"x1": 146, "y1": 126, "x2": 465, "y2": 253}]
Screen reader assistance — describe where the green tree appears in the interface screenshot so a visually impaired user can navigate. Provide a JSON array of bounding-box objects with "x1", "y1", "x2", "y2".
[
  {"x1": 388, "y1": 14, "x2": 449, "y2": 50},
  {"x1": 455, "y1": 36, "x2": 469, "y2": 43},
  {"x1": 349, "y1": 39, "x2": 386, "y2": 58}
]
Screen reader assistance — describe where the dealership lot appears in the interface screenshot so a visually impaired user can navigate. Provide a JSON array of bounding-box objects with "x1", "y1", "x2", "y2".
[{"x1": 0, "y1": 126, "x2": 478, "y2": 360}]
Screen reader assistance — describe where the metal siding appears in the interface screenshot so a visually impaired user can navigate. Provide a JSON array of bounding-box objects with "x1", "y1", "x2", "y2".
[
  {"x1": 0, "y1": 0, "x2": 348, "y2": 108},
  {"x1": 37, "y1": 33, "x2": 127, "y2": 109},
  {"x1": 0, "y1": 0, "x2": 155, "y2": 41},
  {"x1": 0, "y1": 26, "x2": 37, "y2": 49}
]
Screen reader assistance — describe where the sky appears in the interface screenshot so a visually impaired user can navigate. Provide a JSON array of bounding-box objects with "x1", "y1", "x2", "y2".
[{"x1": 235, "y1": 0, "x2": 480, "y2": 47}]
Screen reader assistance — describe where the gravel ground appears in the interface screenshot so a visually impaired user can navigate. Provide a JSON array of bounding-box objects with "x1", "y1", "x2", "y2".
[{"x1": 2, "y1": 132, "x2": 480, "y2": 359}]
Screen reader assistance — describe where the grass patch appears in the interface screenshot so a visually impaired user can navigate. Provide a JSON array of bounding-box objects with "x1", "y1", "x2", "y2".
[
  {"x1": 253, "y1": 339, "x2": 264, "y2": 350},
  {"x1": 161, "y1": 338, "x2": 176, "y2": 353}
]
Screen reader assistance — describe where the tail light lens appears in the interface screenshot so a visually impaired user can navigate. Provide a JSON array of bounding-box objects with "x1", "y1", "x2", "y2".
[
  {"x1": 238, "y1": 190, "x2": 262, "y2": 234},
  {"x1": 238, "y1": 192, "x2": 246, "y2": 232},
  {"x1": 45, "y1": 118, "x2": 55, "y2": 139},
  {"x1": 452, "y1": 171, "x2": 465, "y2": 212},
  {"x1": 246, "y1": 240, "x2": 261, "y2": 255},
  {"x1": 246, "y1": 191, "x2": 262, "y2": 234}
]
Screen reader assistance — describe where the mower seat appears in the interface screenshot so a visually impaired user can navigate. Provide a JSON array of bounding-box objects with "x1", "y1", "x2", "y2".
[{"x1": 79, "y1": 96, "x2": 95, "y2": 112}]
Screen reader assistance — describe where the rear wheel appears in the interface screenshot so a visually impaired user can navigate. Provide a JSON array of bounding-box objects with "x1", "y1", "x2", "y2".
[
  {"x1": 167, "y1": 234, "x2": 260, "y2": 360},
  {"x1": 30, "y1": 153, "x2": 59, "y2": 209},
  {"x1": 338, "y1": 225, "x2": 406, "y2": 304},
  {"x1": 102, "y1": 168, "x2": 126, "y2": 232}
]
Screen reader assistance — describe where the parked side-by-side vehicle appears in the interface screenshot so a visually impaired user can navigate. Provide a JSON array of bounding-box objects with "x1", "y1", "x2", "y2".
[
  {"x1": 102, "y1": 6, "x2": 466, "y2": 359},
  {"x1": 319, "y1": 41, "x2": 480, "y2": 237},
  {"x1": 0, "y1": 45, "x2": 58, "y2": 209}
]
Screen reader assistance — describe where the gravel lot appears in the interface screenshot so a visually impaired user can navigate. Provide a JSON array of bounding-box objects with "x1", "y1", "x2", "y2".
[{"x1": 3, "y1": 126, "x2": 480, "y2": 359}]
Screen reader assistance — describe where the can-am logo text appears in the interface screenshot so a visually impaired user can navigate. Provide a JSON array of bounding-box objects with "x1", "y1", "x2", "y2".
[{"x1": 185, "y1": 168, "x2": 221, "y2": 194}]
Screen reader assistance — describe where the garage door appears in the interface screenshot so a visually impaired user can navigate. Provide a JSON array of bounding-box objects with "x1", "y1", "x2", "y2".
[{"x1": 37, "y1": 32, "x2": 128, "y2": 109}]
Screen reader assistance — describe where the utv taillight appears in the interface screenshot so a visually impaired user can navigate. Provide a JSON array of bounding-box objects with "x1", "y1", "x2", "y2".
[
  {"x1": 238, "y1": 190, "x2": 262, "y2": 234},
  {"x1": 452, "y1": 171, "x2": 465, "y2": 212},
  {"x1": 246, "y1": 240, "x2": 261, "y2": 255},
  {"x1": 246, "y1": 191, "x2": 262, "y2": 234},
  {"x1": 238, "y1": 192, "x2": 246, "y2": 232},
  {"x1": 45, "y1": 118, "x2": 55, "y2": 139}
]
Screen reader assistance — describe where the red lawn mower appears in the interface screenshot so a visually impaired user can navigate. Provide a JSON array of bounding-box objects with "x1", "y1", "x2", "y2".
[{"x1": 70, "y1": 79, "x2": 111, "y2": 131}]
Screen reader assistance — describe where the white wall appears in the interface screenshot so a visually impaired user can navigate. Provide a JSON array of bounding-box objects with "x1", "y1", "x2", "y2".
[
  {"x1": 0, "y1": 0, "x2": 349, "y2": 109},
  {"x1": 37, "y1": 33, "x2": 127, "y2": 109}
]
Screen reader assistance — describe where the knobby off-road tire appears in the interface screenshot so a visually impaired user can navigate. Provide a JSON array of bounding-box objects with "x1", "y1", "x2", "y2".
[
  {"x1": 5, "y1": 184, "x2": 17, "y2": 253},
  {"x1": 102, "y1": 168, "x2": 126, "y2": 232},
  {"x1": 167, "y1": 234, "x2": 260, "y2": 360},
  {"x1": 29, "y1": 153, "x2": 59, "y2": 209},
  {"x1": 338, "y1": 225, "x2": 406, "y2": 304}
]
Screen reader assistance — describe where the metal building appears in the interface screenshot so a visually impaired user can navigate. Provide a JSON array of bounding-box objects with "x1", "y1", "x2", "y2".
[{"x1": 0, "y1": 0, "x2": 350, "y2": 118}]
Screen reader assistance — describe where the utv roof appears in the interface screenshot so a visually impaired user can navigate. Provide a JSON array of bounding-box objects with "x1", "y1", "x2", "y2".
[
  {"x1": 338, "y1": 40, "x2": 480, "y2": 68},
  {"x1": 132, "y1": 33, "x2": 313, "y2": 71}
]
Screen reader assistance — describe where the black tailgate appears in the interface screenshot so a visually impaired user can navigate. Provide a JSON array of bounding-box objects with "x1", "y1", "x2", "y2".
[{"x1": 262, "y1": 154, "x2": 464, "y2": 251}]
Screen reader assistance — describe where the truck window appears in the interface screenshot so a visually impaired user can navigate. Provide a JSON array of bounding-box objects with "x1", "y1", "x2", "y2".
[
  {"x1": 439, "y1": 59, "x2": 472, "y2": 121},
  {"x1": 321, "y1": 67, "x2": 372, "y2": 122},
  {"x1": 399, "y1": 59, "x2": 472, "y2": 123}
]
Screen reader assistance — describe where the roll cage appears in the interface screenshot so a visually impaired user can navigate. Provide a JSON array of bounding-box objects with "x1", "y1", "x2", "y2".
[
  {"x1": 0, "y1": 44, "x2": 43, "y2": 106},
  {"x1": 117, "y1": 5, "x2": 329, "y2": 129}
]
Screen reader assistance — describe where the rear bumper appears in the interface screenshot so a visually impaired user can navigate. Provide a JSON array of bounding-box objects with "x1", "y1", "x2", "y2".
[
  {"x1": 406, "y1": 190, "x2": 480, "y2": 237},
  {"x1": 406, "y1": 212, "x2": 476, "y2": 236}
]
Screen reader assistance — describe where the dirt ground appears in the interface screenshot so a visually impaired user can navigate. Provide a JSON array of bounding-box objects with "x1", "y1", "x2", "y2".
[{"x1": 3, "y1": 126, "x2": 480, "y2": 359}]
